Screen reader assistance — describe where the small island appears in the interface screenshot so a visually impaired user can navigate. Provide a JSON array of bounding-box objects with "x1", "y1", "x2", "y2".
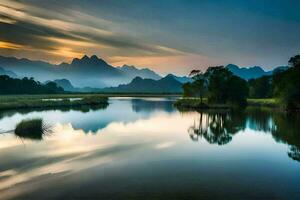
[{"x1": 175, "y1": 55, "x2": 300, "y2": 111}]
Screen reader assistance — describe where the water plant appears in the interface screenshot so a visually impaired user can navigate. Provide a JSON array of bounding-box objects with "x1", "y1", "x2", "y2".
[{"x1": 14, "y1": 118, "x2": 51, "y2": 140}]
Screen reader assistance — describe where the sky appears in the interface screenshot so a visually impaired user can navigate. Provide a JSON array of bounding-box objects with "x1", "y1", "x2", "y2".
[{"x1": 0, "y1": 0, "x2": 300, "y2": 75}]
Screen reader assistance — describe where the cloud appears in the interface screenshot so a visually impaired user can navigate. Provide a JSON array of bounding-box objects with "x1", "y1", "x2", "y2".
[
  {"x1": 0, "y1": 41, "x2": 24, "y2": 50},
  {"x1": 0, "y1": 0, "x2": 186, "y2": 64}
]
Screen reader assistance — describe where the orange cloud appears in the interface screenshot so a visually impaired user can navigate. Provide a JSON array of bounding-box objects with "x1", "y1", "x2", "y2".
[
  {"x1": 108, "y1": 53, "x2": 223, "y2": 75},
  {"x1": 0, "y1": 41, "x2": 24, "y2": 50}
]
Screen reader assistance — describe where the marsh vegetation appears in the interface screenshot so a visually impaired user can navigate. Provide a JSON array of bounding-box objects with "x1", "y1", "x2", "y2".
[{"x1": 14, "y1": 118, "x2": 51, "y2": 140}]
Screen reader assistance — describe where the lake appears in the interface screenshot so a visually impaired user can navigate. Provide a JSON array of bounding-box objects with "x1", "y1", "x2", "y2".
[{"x1": 0, "y1": 97, "x2": 300, "y2": 200}]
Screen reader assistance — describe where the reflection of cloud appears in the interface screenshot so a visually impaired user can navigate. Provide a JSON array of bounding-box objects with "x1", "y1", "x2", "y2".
[
  {"x1": 0, "y1": 105, "x2": 197, "y2": 199},
  {"x1": 155, "y1": 141, "x2": 175, "y2": 149},
  {"x1": 0, "y1": 126, "x2": 149, "y2": 199}
]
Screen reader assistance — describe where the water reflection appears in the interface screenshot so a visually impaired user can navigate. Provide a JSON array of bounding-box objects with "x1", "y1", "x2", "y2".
[
  {"x1": 188, "y1": 110, "x2": 246, "y2": 145},
  {"x1": 131, "y1": 98, "x2": 175, "y2": 113},
  {"x1": 184, "y1": 108, "x2": 300, "y2": 162},
  {"x1": 0, "y1": 98, "x2": 300, "y2": 199}
]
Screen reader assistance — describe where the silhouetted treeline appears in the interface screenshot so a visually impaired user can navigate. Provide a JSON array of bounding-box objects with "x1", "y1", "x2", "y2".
[
  {"x1": 0, "y1": 75, "x2": 64, "y2": 94},
  {"x1": 248, "y1": 55, "x2": 300, "y2": 109},
  {"x1": 183, "y1": 66, "x2": 248, "y2": 106},
  {"x1": 184, "y1": 55, "x2": 300, "y2": 109}
]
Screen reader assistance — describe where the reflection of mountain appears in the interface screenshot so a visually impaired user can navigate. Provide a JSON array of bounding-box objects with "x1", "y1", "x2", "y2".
[
  {"x1": 131, "y1": 98, "x2": 175, "y2": 113},
  {"x1": 184, "y1": 108, "x2": 300, "y2": 162},
  {"x1": 0, "y1": 98, "x2": 178, "y2": 134},
  {"x1": 0, "y1": 104, "x2": 108, "y2": 120}
]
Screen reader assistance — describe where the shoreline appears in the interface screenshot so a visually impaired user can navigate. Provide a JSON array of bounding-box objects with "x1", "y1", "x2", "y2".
[
  {"x1": 0, "y1": 95, "x2": 109, "y2": 111},
  {"x1": 174, "y1": 98, "x2": 281, "y2": 110}
]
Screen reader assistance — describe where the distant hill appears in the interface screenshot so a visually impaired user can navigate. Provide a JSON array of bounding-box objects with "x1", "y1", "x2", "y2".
[
  {"x1": 52, "y1": 79, "x2": 76, "y2": 92},
  {"x1": 0, "y1": 66, "x2": 17, "y2": 78},
  {"x1": 165, "y1": 74, "x2": 192, "y2": 83},
  {"x1": 117, "y1": 65, "x2": 161, "y2": 80},
  {"x1": 226, "y1": 64, "x2": 288, "y2": 80},
  {"x1": 101, "y1": 76, "x2": 183, "y2": 93}
]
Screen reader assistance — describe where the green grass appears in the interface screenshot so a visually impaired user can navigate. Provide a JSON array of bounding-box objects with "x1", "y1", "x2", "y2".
[
  {"x1": 0, "y1": 94, "x2": 109, "y2": 110},
  {"x1": 174, "y1": 98, "x2": 230, "y2": 110},
  {"x1": 14, "y1": 118, "x2": 50, "y2": 140},
  {"x1": 174, "y1": 98, "x2": 280, "y2": 110},
  {"x1": 247, "y1": 98, "x2": 279, "y2": 107}
]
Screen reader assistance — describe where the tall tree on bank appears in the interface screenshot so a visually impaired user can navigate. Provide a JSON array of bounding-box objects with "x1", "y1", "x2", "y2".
[
  {"x1": 204, "y1": 66, "x2": 248, "y2": 106},
  {"x1": 183, "y1": 70, "x2": 208, "y2": 104},
  {"x1": 273, "y1": 55, "x2": 300, "y2": 109}
]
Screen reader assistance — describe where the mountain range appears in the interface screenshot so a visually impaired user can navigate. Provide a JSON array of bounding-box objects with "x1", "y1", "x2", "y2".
[
  {"x1": 0, "y1": 55, "x2": 163, "y2": 88},
  {"x1": 0, "y1": 55, "x2": 289, "y2": 91},
  {"x1": 226, "y1": 64, "x2": 288, "y2": 80},
  {"x1": 101, "y1": 75, "x2": 183, "y2": 93},
  {"x1": 0, "y1": 66, "x2": 17, "y2": 78},
  {"x1": 117, "y1": 65, "x2": 161, "y2": 80}
]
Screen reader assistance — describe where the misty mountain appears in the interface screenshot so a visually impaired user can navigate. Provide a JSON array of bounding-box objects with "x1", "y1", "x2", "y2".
[
  {"x1": 101, "y1": 76, "x2": 183, "y2": 93},
  {"x1": 0, "y1": 66, "x2": 18, "y2": 78},
  {"x1": 165, "y1": 74, "x2": 192, "y2": 83},
  {"x1": 0, "y1": 55, "x2": 164, "y2": 88},
  {"x1": 117, "y1": 65, "x2": 161, "y2": 80},
  {"x1": 226, "y1": 64, "x2": 288, "y2": 80},
  {"x1": 52, "y1": 79, "x2": 76, "y2": 92}
]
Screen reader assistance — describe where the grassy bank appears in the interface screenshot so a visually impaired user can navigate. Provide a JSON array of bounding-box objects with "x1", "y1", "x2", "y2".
[
  {"x1": 174, "y1": 98, "x2": 230, "y2": 110},
  {"x1": 247, "y1": 98, "x2": 279, "y2": 107},
  {"x1": 0, "y1": 94, "x2": 109, "y2": 110},
  {"x1": 174, "y1": 98, "x2": 280, "y2": 110}
]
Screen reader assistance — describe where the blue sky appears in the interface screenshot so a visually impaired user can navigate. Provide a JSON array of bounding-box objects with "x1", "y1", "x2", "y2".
[{"x1": 0, "y1": 0, "x2": 300, "y2": 75}]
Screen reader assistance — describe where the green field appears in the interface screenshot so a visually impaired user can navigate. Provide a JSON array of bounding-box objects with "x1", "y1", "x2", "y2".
[
  {"x1": 247, "y1": 98, "x2": 279, "y2": 107},
  {"x1": 0, "y1": 94, "x2": 109, "y2": 110},
  {"x1": 174, "y1": 97, "x2": 280, "y2": 110},
  {"x1": 0, "y1": 93, "x2": 182, "y2": 110}
]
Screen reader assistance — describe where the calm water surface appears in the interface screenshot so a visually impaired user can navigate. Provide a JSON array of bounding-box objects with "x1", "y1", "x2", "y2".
[{"x1": 0, "y1": 97, "x2": 300, "y2": 200}]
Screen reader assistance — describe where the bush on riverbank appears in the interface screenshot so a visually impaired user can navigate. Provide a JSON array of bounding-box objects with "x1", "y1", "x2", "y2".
[{"x1": 15, "y1": 118, "x2": 50, "y2": 140}]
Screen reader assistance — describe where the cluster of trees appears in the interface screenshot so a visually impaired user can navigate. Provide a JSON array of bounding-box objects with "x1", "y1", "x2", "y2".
[
  {"x1": 183, "y1": 66, "x2": 248, "y2": 106},
  {"x1": 184, "y1": 55, "x2": 300, "y2": 109},
  {"x1": 0, "y1": 75, "x2": 64, "y2": 94},
  {"x1": 248, "y1": 55, "x2": 300, "y2": 109}
]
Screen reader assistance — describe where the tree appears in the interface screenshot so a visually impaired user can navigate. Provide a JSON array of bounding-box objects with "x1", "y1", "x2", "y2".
[
  {"x1": 273, "y1": 55, "x2": 300, "y2": 109},
  {"x1": 288, "y1": 55, "x2": 300, "y2": 68},
  {"x1": 248, "y1": 76, "x2": 272, "y2": 98},
  {"x1": 204, "y1": 66, "x2": 248, "y2": 106},
  {"x1": 183, "y1": 70, "x2": 208, "y2": 104},
  {"x1": 0, "y1": 75, "x2": 64, "y2": 94}
]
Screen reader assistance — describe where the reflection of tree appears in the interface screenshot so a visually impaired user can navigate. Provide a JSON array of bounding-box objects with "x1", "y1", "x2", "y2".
[
  {"x1": 246, "y1": 108, "x2": 275, "y2": 132},
  {"x1": 271, "y1": 112, "x2": 300, "y2": 163},
  {"x1": 188, "y1": 110, "x2": 246, "y2": 145},
  {"x1": 188, "y1": 112, "x2": 208, "y2": 141},
  {"x1": 131, "y1": 99, "x2": 175, "y2": 113},
  {"x1": 288, "y1": 146, "x2": 300, "y2": 162},
  {"x1": 185, "y1": 108, "x2": 300, "y2": 164}
]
